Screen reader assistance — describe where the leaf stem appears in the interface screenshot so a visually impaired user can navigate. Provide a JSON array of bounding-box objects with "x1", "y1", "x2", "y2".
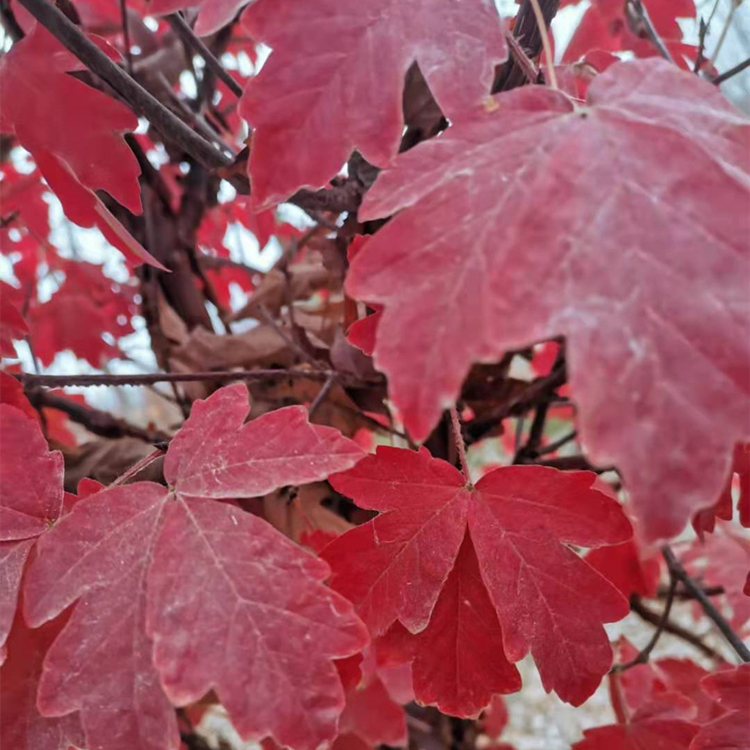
[
  {"x1": 110, "y1": 448, "x2": 165, "y2": 486},
  {"x1": 450, "y1": 406, "x2": 471, "y2": 483},
  {"x1": 663, "y1": 545, "x2": 750, "y2": 662}
]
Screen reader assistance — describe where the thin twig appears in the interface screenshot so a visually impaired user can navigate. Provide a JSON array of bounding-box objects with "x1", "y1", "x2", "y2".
[
  {"x1": 528, "y1": 0, "x2": 558, "y2": 89},
  {"x1": 514, "y1": 402, "x2": 549, "y2": 463},
  {"x1": 709, "y1": 1, "x2": 739, "y2": 70},
  {"x1": 450, "y1": 406, "x2": 471, "y2": 483},
  {"x1": 255, "y1": 304, "x2": 321, "y2": 367},
  {"x1": 714, "y1": 55, "x2": 750, "y2": 85},
  {"x1": 663, "y1": 546, "x2": 750, "y2": 662},
  {"x1": 626, "y1": 0, "x2": 675, "y2": 63},
  {"x1": 613, "y1": 573, "x2": 678, "y2": 672},
  {"x1": 657, "y1": 584, "x2": 724, "y2": 600},
  {"x1": 119, "y1": 0, "x2": 133, "y2": 73},
  {"x1": 503, "y1": 28, "x2": 540, "y2": 84},
  {"x1": 308, "y1": 373, "x2": 336, "y2": 419},
  {"x1": 28, "y1": 389, "x2": 169, "y2": 443},
  {"x1": 536, "y1": 429, "x2": 577, "y2": 457},
  {"x1": 16, "y1": 0, "x2": 233, "y2": 169},
  {"x1": 167, "y1": 12, "x2": 244, "y2": 98},
  {"x1": 694, "y1": 0, "x2": 722, "y2": 73},
  {"x1": 16, "y1": 369, "x2": 351, "y2": 388},
  {"x1": 630, "y1": 594, "x2": 722, "y2": 660}
]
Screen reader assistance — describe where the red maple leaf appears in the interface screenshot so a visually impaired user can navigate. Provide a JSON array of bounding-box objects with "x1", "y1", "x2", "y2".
[
  {"x1": 321, "y1": 446, "x2": 632, "y2": 713},
  {"x1": 347, "y1": 59, "x2": 750, "y2": 541},
  {"x1": 237, "y1": 0, "x2": 508, "y2": 207},
  {"x1": 0, "y1": 24, "x2": 160, "y2": 268},
  {"x1": 0, "y1": 404, "x2": 65, "y2": 653},
  {"x1": 691, "y1": 664, "x2": 750, "y2": 750},
  {"x1": 22, "y1": 384, "x2": 368, "y2": 750},
  {"x1": 561, "y1": 0, "x2": 697, "y2": 70},
  {"x1": 0, "y1": 612, "x2": 85, "y2": 750}
]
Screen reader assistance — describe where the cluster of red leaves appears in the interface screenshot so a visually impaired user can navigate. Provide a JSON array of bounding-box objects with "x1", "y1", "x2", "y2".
[
  {"x1": 1, "y1": 0, "x2": 749, "y2": 749},
  {"x1": 574, "y1": 640, "x2": 750, "y2": 750}
]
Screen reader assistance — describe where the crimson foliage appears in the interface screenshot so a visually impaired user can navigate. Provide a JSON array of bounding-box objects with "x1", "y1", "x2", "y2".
[{"x1": 0, "y1": 1, "x2": 748, "y2": 749}]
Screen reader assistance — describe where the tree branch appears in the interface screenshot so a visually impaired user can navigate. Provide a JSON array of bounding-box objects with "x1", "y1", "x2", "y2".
[
  {"x1": 166, "y1": 12, "x2": 244, "y2": 98},
  {"x1": 15, "y1": 0, "x2": 233, "y2": 170},
  {"x1": 613, "y1": 573, "x2": 678, "y2": 672},
  {"x1": 630, "y1": 594, "x2": 722, "y2": 660},
  {"x1": 663, "y1": 546, "x2": 750, "y2": 662},
  {"x1": 28, "y1": 389, "x2": 169, "y2": 443},
  {"x1": 714, "y1": 56, "x2": 750, "y2": 86},
  {"x1": 626, "y1": 0, "x2": 675, "y2": 63},
  {"x1": 16, "y1": 368, "x2": 362, "y2": 389}
]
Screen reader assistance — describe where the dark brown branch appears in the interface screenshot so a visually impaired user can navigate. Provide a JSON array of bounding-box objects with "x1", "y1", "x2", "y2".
[
  {"x1": 657, "y1": 584, "x2": 725, "y2": 600},
  {"x1": 536, "y1": 455, "x2": 612, "y2": 473},
  {"x1": 503, "y1": 28, "x2": 540, "y2": 84},
  {"x1": 307, "y1": 373, "x2": 336, "y2": 420},
  {"x1": 15, "y1": 0, "x2": 233, "y2": 170},
  {"x1": 663, "y1": 546, "x2": 750, "y2": 662},
  {"x1": 714, "y1": 56, "x2": 750, "y2": 86},
  {"x1": 630, "y1": 595, "x2": 722, "y2": 660},
  {"x1": 493, "y1": 0, "x2": 560, "y2": 93},
  {"x1": 614, "y1": 573, "x2": 678, "y2": 672},
  {"x1": 626, "y1": 0, "x2": 675, "y2": 63},
  {"x1": 28, "y1": 389, "x2": 169, "y2": 443},
  {"x1": 16, "y1": 368, "x2": 362, "y2": 389},
  {"x1": 167, "y1": 12, "x2": 244, "y2": 98}
]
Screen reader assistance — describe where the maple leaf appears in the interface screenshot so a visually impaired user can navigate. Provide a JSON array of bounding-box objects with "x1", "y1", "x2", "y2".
[
  {"x1": 0, "y1": 612, "x2": 85, "y2": 750},
  {"x1": 0, "y1": 24, "x2": 161, "y2": 269},
  {"x1": 321, "y1": 446, "x2": 632, "y2": 711},
  {"x1": 348, "y1": 58, "x2": 750, "y2": 541},
  {"x1": 237, "y1": 0, "x2": 508, "y2": 207},
  {"x1": 0, "y1": 404, "x2": 64, "y2": 652},
  {"x1": 561, "y1": 0, "x2": 697, "y2": 70},
  {"x1": 573, "y1": 719, "x2": 699, "y2": 750},
  {"x1": 691, "y1": 665, "x2": 750, "y2": 750},
  {"x1": 23, "y1": 384, "x2": 368, "y2": 750},
  {"x1": 376, "y1": 537, "x2": 523, "y2": 717}
]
